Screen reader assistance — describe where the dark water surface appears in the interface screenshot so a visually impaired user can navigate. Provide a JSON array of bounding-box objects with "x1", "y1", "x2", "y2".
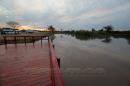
[{"x1": 54, "y1": 34, "x2": 130, "y2": 86}]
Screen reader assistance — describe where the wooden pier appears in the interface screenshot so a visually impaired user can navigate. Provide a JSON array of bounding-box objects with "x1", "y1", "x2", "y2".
[{"x1": 0, "y1": 36, "x2": 64, "y2": 86}]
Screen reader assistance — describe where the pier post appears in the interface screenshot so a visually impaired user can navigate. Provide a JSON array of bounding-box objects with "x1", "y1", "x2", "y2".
[
  {"x1": 14, "y1": 36, "x2": 17, "y2": 47},
  {"x1": 32, "y1": 36, "x2": 34, "y2": 46},
  {"x1": 4, "y1": 36, "x2": 7, "y2": 48},
  {"x1": 14, "y1": 36, "x2": 17, "y2": 45},
  {"x1": 41, "y1": 36, "x2": 42, "y2": 45},
  {"x1": 57, "y1": 58, "x2": 60, "y2": 68},
  {"x1": 48, "y1": 36, "x2": 49, "y2": 43},
  {"x1": 24, "y1": 36, "x2": 26, "y2": 46}
]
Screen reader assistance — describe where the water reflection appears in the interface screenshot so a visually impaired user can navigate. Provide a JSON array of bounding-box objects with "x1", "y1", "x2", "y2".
[
  {"x1": 127, "y1": 38, "x2": 130, "y2": 44},
  {"x1": 54, "y1": 34, "x2": 130, "y2": 86},
  {"x1": 102, "y1": 36, "x2": 112, "y2": 43},
  {"x1": 63, "y1": 34, "x2": 130, "y2": 45},
  {"x1": 50, "y1": 34, "x2": 55, "y2": 42},
  {"x1": 60, "y1": 34, "x2": 63, "y2": 38}
]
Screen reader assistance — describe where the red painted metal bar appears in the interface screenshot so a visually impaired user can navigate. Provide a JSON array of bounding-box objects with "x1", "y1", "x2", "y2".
[{"x1": 48, "y1": 37, "x2": 64, "y2": 86}]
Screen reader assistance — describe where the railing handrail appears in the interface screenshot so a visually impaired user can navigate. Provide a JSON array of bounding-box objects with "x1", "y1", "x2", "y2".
[
  {"x1": 2, "y1": 35, "x2": 49, "y2": 37},
  {"x1": 48, "y1": 37, "x2": 64, "y2": 86},
  {"x1": 1, "y1": 35, "x2": 50, "y2": 46}
]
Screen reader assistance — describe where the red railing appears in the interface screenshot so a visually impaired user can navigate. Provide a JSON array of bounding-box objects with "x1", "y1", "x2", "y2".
[{"x1": 48, "y1": 37, "x2": 64, "y2": 86}]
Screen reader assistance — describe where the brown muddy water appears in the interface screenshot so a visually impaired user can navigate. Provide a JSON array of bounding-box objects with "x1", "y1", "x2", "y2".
[{"x1": 54, "y1": 34, "x2": 130, "y2": 86}]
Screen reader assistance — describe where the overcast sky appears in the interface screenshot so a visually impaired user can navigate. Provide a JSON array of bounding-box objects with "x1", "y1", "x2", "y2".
[{"x1": 0, "y1": 0, "x2": 130, "y2": 30}]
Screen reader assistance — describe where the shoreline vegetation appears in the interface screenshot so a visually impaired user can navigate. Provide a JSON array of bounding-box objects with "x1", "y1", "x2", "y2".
[
  {"x1": 55, "y1": 25, "x2": 130, "y2": 37},
  {"x1": 54, "y1": 25, "x2": 130, "y2": 44},
  {"x1": 0, "y1": 25, "x2": 130, "y2": 44},
  {"x1": 55, "y1": 30, "x2": 130, "y2": 39},
  {"x1": 55, "y1": 25, "x2": 130, "y2": 39}
]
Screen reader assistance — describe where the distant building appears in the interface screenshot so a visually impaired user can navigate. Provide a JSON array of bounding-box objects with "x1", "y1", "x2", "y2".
[
  {"x1": 0, "y1": 28, "x2": 21, "y2": 35},
  {"x1": 26, "y1": 30, "x2": 34, "y2": 33}
]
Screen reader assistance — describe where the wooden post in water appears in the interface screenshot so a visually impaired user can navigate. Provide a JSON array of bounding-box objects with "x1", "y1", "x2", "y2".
[
  {"x1": 4, "y1": 36, "x2": 7, "y2": 48},
  {"x1": 48, "y1": 36, "x2": 49, "y2": 43},
  {"x1": 14, "y1": 36, "x2": 17, "y2": 45},
  {"x1": 24, "y1": 36, "x2": 26, "y2": 46},
  {"x1": 57, "y1": 58, "x2": 60, "y2": 68},
  {"x1": 32, "y1": 36, "x2": 34, "y2": 45},
  {"x1": 41, "y1": 36, "x2": 42, "y2": 45},
  {"x1": 14, "y1": 36, "x2": 17, "y2": 47}
]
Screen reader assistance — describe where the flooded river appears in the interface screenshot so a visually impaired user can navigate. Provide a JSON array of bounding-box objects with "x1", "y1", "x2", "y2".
[{"x1": 54, "y1": 34, "x2": 130, "y2": 86}]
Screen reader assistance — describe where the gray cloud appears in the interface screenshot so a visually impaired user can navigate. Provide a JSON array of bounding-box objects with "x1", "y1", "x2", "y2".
[{"x1": 0, "y1": 0, "x2": 130, "y2": 30}]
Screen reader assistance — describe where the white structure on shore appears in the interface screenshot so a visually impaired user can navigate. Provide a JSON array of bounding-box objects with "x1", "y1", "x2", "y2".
[{"x1": 0, "y1": 28, "x2": 21, "y2": 35}]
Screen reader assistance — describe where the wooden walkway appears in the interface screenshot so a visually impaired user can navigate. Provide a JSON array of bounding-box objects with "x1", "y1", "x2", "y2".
[{"x1": 0, "y1": 36, "x2": 64, "y2": 86}]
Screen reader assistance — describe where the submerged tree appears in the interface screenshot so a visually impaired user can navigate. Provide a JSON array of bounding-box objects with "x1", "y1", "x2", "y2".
[
  {"x1": 48, "y1": 25, "x2": 56, "y2": 32},
  {"x1": 103, "y1": 25, "x2": 113, "y2": 32},
  {"x1": 102, "y1": 36, "x2": 112, "y2": 43},
  {"x1": 99, "y1": 29, "x2": 104, "y2": 32},
  {"x1": 92, "y1": 28, "x2": 96, "y2": 32}
]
